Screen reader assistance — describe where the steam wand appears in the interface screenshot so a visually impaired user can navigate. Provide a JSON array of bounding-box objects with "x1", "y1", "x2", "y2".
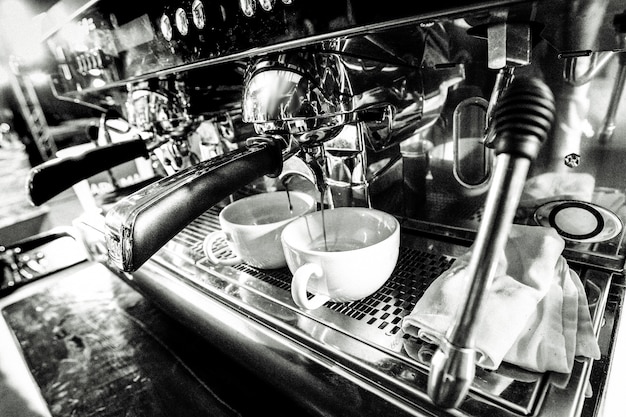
[
  {"x1": 427, "y1": 77, "x2": 555, "y2": 409},
  {"x1": 598, "y1": 10, "x2": 626, "y2": 144}
]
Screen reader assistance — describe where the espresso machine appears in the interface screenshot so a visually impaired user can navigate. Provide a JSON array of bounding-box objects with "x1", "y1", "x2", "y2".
[{"x1": 18, "y1": 0, "x2": 626, "y2": 416}]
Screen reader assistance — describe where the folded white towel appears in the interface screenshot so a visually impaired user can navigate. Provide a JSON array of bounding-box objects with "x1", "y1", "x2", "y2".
[{"x1": 402, "y1": 224, "x2": 600, "y2": 373}]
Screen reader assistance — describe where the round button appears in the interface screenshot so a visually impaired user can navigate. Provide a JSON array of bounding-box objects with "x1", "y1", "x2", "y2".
[
  {"x1": 192, "y1": 0, "x2": 206, "y2": 29},
  {"x1": 175, "y1": 8, "x2": 189, "y2": 36},
  {"x1": 160, "y1": 14, "x2": 173, "y2": 41},
  {"x1": 533, "y1": 200, "x2": 623, "y2": 243},
  {"x1": 551, "y1": 204, "x2": 602, "y2": 240}
]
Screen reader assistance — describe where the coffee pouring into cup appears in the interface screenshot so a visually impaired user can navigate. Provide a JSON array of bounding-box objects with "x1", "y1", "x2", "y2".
[
  {"x1": 281, "y1": 207, "x2": 400, "y2": 310},
  {"x1": 203, "y1": 191, "x2": 316, "y2": 269},
  {"x1": 105, "y1": 29, "x2": 464, "y2": 273}
]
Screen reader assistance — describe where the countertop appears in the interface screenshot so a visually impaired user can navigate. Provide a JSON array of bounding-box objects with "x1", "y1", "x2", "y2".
[{"x1": 0, "y1": 261, "x2": 314, "y2": 417}]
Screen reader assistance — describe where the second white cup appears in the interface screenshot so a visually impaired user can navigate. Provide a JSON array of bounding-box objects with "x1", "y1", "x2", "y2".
[
  {"x1": 281, "y1": 207, "x2": 400, "y2": 310},
  {"x1": 203, "y1": 191, "x2": 316, "y2": 269}
]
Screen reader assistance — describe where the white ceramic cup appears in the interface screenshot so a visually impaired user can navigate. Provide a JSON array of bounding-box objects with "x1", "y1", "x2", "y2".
[
  {"x1": 281, "y1": 207, "x2": 400, "y2": 310},
  {"x1": 203, "y1": 191, "x2": 316, "y2": 269}
]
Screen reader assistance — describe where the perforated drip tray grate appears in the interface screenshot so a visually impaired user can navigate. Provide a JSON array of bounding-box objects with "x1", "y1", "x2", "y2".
[
  {"x1": 231, "y1": 248, "x2": 455, "y2": 336},
  {"x1": 181, "y1": 208, "x2": 457, "y2": 339},
  {"x1": 168, "y1": 206, "x2": 612, "y2": 417}
]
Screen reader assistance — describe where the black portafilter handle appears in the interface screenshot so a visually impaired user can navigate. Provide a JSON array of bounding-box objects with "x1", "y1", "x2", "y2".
[
  {"x1": 27, "y1": 138, "x2": 149, "y2": 206},
  {"x1": 427, "y1": 77, "x2": 555, "y2": 409},
  {"x1": 104, "y1": 139, "x2": 284, "y2": 272}
]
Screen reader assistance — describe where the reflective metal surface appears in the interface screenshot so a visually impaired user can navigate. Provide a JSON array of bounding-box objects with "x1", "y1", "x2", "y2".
[
  {"x1": 0, "y1": 228, "x2": 88, "y2": 296},
  {"x1": 33, "y1": 0, "x2": 626, "y2": 416},
  {"x1": 82, "y1": 206, "x2": 622, "y2": 417}
]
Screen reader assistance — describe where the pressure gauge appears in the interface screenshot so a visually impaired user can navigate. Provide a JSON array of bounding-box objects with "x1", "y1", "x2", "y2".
[
  {"x1": 258, "y1": 0, "x2": 275, "y2": 11},
  {"x1": 240, "y1": 0, "x2": 256, "y2": 17},
  {"x1": 160, "y1": 14, "x2": 173, "y2": 41},
  {"x1": 192, "y1": 0, "x2": 206, "y2": 30},
  {"x1": 175, "y1": 8, "x2": 189, "y2": 36}
]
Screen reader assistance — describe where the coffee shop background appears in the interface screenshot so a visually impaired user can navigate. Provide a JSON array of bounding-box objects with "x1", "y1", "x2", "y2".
[{"x1": 0, "y1": 0, "x2": 150, "y2": 246}]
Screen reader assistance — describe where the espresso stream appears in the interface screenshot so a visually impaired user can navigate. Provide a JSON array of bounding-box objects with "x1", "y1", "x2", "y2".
[
  {"x1": 284, "y1": 183, "x2": 329, "y2": 251},
  {"x1": 285, "y1": 187, "x2": 294, "y2": 213},
  {"x1": 319, "y1": 188, "x2": 328, "y2": 252}
]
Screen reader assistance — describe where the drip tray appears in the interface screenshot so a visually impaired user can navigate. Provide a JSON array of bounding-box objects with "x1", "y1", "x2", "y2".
[
  {"x1": 233, "y1": 247, "x2": 454, "y2": 337},
  {"x1": 159, "y1": 207, "x2": 612, "y2": 416}
]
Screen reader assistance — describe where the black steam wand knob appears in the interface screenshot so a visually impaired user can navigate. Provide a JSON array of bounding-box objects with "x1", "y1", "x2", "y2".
[{"x1": 427, "y1": 77, "x2": 555, "y2": 409}]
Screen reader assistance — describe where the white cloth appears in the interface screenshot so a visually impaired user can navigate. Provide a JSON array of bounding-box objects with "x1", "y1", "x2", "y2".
[
  {"x1": 520, "y1": 172, "x2": 595, "y2": 207},
  {"x1": 402, "y1": 224, "x2": 600, "y2": 373}
]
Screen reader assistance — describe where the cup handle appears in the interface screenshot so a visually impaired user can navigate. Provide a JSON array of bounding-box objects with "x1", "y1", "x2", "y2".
[
  {"x1": 291, "y1": 263, "x2": 330, "y2": 310},
  {"x1": 203, "y1": 231, "x2": 241, "y2": 266}
]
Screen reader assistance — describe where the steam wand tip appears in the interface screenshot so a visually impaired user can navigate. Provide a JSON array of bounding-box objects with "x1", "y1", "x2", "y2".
[{"x1": 427, "y1": 339, "x2": 476, "y2": 409}]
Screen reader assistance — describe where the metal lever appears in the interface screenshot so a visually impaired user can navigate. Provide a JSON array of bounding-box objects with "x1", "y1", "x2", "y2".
[
  {"x1": 483, "y1": 66, "x2": 515, "y2": 148},
  {"x1": 27, "y1": 138, "x2": 150, "y2": 206},
  {"x1": 105, "y1": 138, "x2": 284, "y2": 272},
  {"x1": 427, "y1": 77, "x2": 555, "y2": 409},
  {"x1": 598, "y1": 52, "x2": 626, "y2": 144},
  {"x1": 597, "y1": 10, "x2": 626, "y2": 144}
]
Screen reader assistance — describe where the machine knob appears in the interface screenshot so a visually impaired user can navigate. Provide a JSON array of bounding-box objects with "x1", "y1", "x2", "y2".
[
  {"x1": 174, "y1": 8, "x2": 190, "y2": 36},
  {"x1": 160, "y1": 14, "x2": 173, "y2": 41},
  {"x1": 240, "y1": 0, "x2": 256, "y2": 17},
  {"x1": 192, "y1": 0, "x2": 207, "y2": 29},
  {"x1": 258, "y1": 0, "x2": 276, "y2": 11}
]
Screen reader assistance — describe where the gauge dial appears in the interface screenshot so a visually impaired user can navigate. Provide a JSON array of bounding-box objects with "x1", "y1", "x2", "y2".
[
  {"x1": 175, "y1": 8, "x2": 189, "y2": 36},
  {"x1": 160, "y1": 14, "x2": 173, "y2": 41},
  {"x1": 240, "y1": 0, "x2": 256, "y2": 17},
  {"x1": 192, "y1": 0, "x2": 206, "y2": 29}
]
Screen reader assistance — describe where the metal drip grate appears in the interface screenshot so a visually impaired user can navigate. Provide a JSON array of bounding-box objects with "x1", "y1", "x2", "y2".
[
  {"x1": 233, "y1": 249, "x2": 454, "y2": 334},
  {"x1": 176, "y1": 208, "x2": 456, "y2": 336},
  {"x1": 167, "y1": 203, "x2": 616, "y2": 417},
  {"x1": 173, "y1": 206, "x2": 223, "y2": 255}
]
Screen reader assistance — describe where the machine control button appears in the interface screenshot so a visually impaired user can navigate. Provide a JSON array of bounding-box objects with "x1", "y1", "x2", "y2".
[
  {"x1": 258, "y1": 0, "x2": 275, "y2": 11},
  {"x1": 175, "y1": 8, "x2": 189, "y2": 36},
  {"x1": 240, "y1": 0, "x2": 256, "y2": 17},
  {"x1": 534, "y1": 200, "x2": 623, "y2": 243},
  {"x1": 192, "y1": 0, "x2": 206, "y2": 29},
  {"x1": 160, "y1": 14, "x2": 173, "y2": 41}
]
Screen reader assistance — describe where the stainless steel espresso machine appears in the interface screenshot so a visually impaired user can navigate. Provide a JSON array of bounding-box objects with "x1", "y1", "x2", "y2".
[{"x1": 20, "y1": 0, "x2": 626, "y2": 416}]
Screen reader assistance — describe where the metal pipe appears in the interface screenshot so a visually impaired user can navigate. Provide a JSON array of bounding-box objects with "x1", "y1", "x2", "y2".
[
  {"x1": 598, "y1": 52, "x2": 626, "y2": 144},
  {"x1": 427, "y1": 77, "x2": 555, "y2": 409},
  {"x1": 486, "y1": 67, "x2": 515, "y2": 131},
  {"x1": 563, "y1": 51, "x2": 618, "y2": 87}
]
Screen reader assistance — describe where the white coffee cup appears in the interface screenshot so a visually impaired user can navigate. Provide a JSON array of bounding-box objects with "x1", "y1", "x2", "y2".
[
  {"x1": 203, "y1": 191, "x2": 316, "y2": 269},
  {"x1": 281, "y1": 207, "x2": 400, "y2": 310}
]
